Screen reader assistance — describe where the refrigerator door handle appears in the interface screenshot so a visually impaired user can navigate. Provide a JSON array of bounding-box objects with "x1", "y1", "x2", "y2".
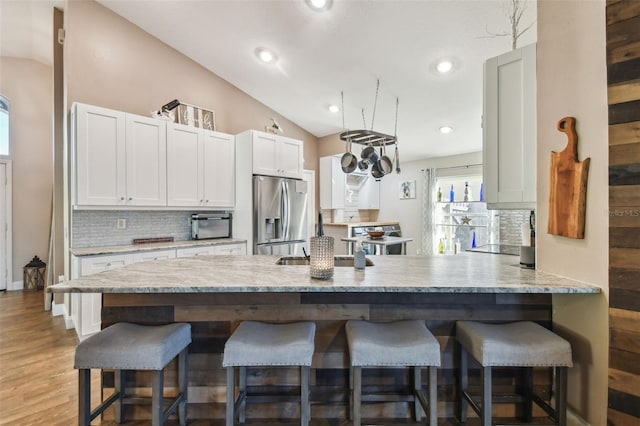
[{"x1": 282, "y1": 181, "x2": 290, "y2": 241}]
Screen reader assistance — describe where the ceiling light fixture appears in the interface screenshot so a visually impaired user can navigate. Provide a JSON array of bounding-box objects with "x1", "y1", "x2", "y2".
[
  {"x1": 306, "y1": 0, "x2": 332, "y2": 12},
  {"x1": 436, "y1": 60, "x2": 454, "y2": 74},
  {"x1": 439, "y1": 126, "x2": 453, "y2": 134},
  {"x1": 255, "y1": 47, "x2": 277, "y2": 64},
  {"x1": 328, "y1": 105, "x2": 339, "y2": 113}
]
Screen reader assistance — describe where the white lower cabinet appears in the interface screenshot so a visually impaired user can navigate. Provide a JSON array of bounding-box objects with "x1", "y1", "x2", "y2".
[
  {"x1": 213, "y1": 243, "x2": 247, "y2": 255},
  {"x1": 71, "y1": 243, "x2": 247, "y2": 339},
  {"x1": 71, "y1": 253, "x2": 133, "y2": 340}
]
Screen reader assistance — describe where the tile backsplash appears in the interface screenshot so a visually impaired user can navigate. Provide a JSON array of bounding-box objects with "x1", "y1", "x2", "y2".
[
  {"x1": 498, "y1": 210, "x2": 532, "y2": 246},
  {"x1": 72, "y1": 210, "x2": 197, "y2": 248}
]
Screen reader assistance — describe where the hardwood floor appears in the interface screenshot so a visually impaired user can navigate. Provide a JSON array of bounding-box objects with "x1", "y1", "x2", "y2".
[{"x1": 0, "y1": 290, "x2": 470, "y2": 425}]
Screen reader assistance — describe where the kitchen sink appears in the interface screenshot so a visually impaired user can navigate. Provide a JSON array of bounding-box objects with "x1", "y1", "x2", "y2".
[{"x1": 275, "y1": 256, "x2": 374, "y2": 267}]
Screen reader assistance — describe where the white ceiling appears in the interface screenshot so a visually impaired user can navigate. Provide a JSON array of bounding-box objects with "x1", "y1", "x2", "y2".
[{"x1": 2, "y1": 0, "x2": 537, "y2": 161}]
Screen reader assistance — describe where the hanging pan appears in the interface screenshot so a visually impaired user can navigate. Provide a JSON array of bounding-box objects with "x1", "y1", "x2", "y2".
[
  {"x1": 377, "y1": 142, "x2": 393, "y2": 175},
  {"x1": 341, "y1": 140, "x2": 357, "y2": 173}
]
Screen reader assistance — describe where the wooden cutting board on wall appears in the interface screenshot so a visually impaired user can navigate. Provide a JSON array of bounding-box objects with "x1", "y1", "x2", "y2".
[{"x1": 548, "y1": 117, "x2": 591, "y2": 239}]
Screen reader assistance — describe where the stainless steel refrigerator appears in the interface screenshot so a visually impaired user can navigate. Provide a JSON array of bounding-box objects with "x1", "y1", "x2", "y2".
[{"x1": 253, "y1": 175, "x2": 308, "y2": 255}]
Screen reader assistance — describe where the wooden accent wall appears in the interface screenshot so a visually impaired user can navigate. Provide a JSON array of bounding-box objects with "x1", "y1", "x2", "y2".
[
  {"x1": 607, "y1": 1, "x2": 640, "y2": 424},
  {"x1": 103, "y1": 292, "x2": 553, "y2": 421}
]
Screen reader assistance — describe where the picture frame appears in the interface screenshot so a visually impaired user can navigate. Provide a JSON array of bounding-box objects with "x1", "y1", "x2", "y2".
[
  {"x1": 399, "y1": 180, "x2": 416, "y2": 199},
  {"x1": 175, "y1": 103, "x2": 216, "y2": 131}
]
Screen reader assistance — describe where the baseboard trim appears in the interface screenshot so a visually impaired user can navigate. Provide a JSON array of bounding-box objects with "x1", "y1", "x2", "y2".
[
  {"x1": 51, "y1": 301, "x2": 64, "y2": 316},
  {"x1": 8, "y1": 280, "x2": 23, "y2": 291},
  {"x1": 568, "y1": 408, "x2": 590, "y2": 426}
]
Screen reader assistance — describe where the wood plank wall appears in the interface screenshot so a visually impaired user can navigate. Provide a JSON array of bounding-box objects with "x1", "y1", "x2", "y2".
[
  {"x1": 102, "y1": 292, "x2": 553, "y2": 421},
  {"x1": 607, "y1": 1, "x2": 640, "y2": 424}
]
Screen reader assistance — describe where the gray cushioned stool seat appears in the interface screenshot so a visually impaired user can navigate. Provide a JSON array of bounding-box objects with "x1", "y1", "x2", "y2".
[
  {"x1": 75, "y1": 322, "x2": 191, "y2": 426},
  {"x1": 223, "y1": 321, "x2": 316, "y2": 426},
  {"x1": 223, "y1": 321, "x2": 315, "y2": 367},
  {"x1": 345, "y1": 320, "x2": 440, "y2": 426},
  {"x1": 346, "y1": 320, "x2": 441, "y2": 367},
  {"x1": 75, "y1": 322, "x2": 192, "y2": 370},
  {"x1": 456, "y1": 320, "x2": 573, "y2": 367},
  {"x1": 456, "y1": 321, "x2": 572, "y2": 426}
]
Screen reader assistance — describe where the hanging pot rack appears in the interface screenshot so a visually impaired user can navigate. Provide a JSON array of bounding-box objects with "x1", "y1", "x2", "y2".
[{"x1": 339, "y1": 129, "x2": 396, "y2": 146}]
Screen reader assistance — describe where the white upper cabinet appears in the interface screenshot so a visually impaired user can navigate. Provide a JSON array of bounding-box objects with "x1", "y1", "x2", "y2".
[
  {"x1": 167, "y1": 123, "x2": 203, "y2": 206},
  {"x1": 248, "y1": 130, "x2": 303, "y2": 179},
  {"x1": 73, "y1": 102, "x2": 235, "y2": 209},
  {"x1": 483, "y1": 43, "x2": 537, "y2": 210},
  {"x1": 125, "y1": 114, "x2": 167, "y2": 206},
  {"x1": 167, "y1": 123, "x2": 236, "y2": 208},
  {"x1": 74, "y1": 103, "x2": 166, "y2": 207},
  {"x1": 203, "y1": 131, "x2": 235, "y2": 208},
  {"x1": 74, "y1": 103, "x2": 126, "y2": 206}
]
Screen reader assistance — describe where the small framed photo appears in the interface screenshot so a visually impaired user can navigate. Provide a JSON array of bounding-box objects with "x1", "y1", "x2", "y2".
[
  {"x1": 176, "y1": 104, "x2": 197, "y2": 126},
  {"x1": 200, "y1": 109, "x2": 216, "y2": 131},
  {"x1": 399, "y1": 180, "x2": 416, "y2": 199}
]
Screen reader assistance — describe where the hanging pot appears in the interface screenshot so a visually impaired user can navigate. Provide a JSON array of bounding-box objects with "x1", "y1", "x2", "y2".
[
  {"x1": 357, "y1": 159, "x2": 369, "y2": 171},
  {"x1": 340, "y1": 141, "x2": 357, "y2": 173},
  {"x1": 378, "y1": 143, "x2": 393, "y2": 175},
  {"x1": 361, "y1": 144, "x2": 377, "y2": 164},
  {"x1": 371, "y1": 161, "x2": 385, "y2": 180}
]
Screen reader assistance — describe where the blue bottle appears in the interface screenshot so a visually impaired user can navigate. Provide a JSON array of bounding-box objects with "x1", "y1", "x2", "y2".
[
  {"x1": 449, "y1": 184, "x2": 455, "y2": 202},
  {"x1": 479, "y1": 183, "x2": 484, "y2": 201},
  {"x1": 472, "y1": 231, "x2": 477, "y2": 248}
]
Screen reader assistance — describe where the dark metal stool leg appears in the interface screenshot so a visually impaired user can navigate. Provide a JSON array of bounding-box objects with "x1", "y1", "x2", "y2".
[
  {"x1": 349, "y1": 366, "x2": 354, "y2": 421},
  {"x1": 353, "y1": 366, "x2": 362, "y2": 426},
  {"x1": 521, "y1": 367, "x2": 533, "y2": 422},
  {"x1": 428, "y1": 366, "x2": 438, "y2": 426},
  {"x1": 115, "y1": 369, "x2": 125, "y2": 423},
  {"x1": 151, "y1": 369, "x2": 164, "y2": 426},
  {"x1": 178, "y1": 349, "x2": 188, "y2": 426},
  {"x1": 480, "y1": 366, "x2": 492, "y2": 426},
  {"x1": 226, "y1": 367, "x2": 235, "y2": 426},
  {"x1": 414, "y1": 366, "x2": 423, "y2": 421},
  {"x1": 78, "y1": 369, "x2": 91, "y2": 426},
  {"x1": 239, "y1": 366, "x2": 247, "y2": 424},
  {"x1": 556, "y1": 367, "x2": 568, "y2": 426},
  {"x1": 301, "y1": 366, "x2": 311, "y2": 426},
  {"x1": 460, "y1": 346, "x2": 468, "y2": 423}
]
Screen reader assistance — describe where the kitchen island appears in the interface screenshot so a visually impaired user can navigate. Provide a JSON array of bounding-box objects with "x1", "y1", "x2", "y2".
[{"x1": 50, "y1": 254, "x2": 599, "y2": 422}]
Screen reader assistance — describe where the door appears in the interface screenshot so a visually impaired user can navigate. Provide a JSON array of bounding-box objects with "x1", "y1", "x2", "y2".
[
  {"x1": 74, "y1": 103, "x2": 126, "y2": 206},
  {"x1": 279, "y1": 137, "x2": 303, "y2": 179},
  {"x1": 254, "y1": 176, "x2": 284, "y2": 247},
  {"x1": 252, "y1": 132, "x2": 279, "y2": 176},
  {"x1": 203, "y1": 131, "x2": 235, "y2": 207},
  {"x1": 167, "y1": 123, "x2": 202, "y2": 206},
  {"x1": 283, "y1": 178, "x2": 308, "y2": 243},
  {"x1": 125, "y1": 115, "x2": 167, "y2": 206}
]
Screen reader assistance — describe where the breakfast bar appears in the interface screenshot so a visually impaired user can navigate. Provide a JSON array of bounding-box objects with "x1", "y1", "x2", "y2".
[{"x1": 50, "y1": 254, "x2": 599, "y2": 422}]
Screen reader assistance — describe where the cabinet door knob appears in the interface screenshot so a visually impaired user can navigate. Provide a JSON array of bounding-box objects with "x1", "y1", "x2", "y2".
[
  {"x1": 128, "y1": 197, "x2": 133, "y2": 201},
  {"x1": 120, "y1": 197, "x2": 125, "y2": 201}
]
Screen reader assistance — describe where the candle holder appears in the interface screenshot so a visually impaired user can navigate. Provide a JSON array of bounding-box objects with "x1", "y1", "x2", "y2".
[{"x1": 310, "y1": 236, "x2": 334, "y2": 279}]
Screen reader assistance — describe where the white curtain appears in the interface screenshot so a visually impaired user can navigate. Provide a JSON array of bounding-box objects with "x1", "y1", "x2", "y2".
[{"x1": 421, "y1": 168, "x2": 437, "y2": 255}]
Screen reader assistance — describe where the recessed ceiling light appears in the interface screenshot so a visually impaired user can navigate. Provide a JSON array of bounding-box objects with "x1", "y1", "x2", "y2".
[
  {"x1": 328, "y1": 105, "x2": 339, "y2": 113},
  {"x1": 255, "y1": 47, "x2": 277, "y2": 64},
  {"x1": 436, "y1": 60, "x2": 454, "y2": 74},
  {"x1": 306, "y1": 0, "x2": 332, "y2": 12},
  {"x1": 439, "y1": 126, "x2": 453, "y2": 134}
]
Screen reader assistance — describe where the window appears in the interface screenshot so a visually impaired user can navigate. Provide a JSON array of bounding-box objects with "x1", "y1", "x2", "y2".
[{"x1": 0, "y1": 95, "x2": 9, "y2": 156}]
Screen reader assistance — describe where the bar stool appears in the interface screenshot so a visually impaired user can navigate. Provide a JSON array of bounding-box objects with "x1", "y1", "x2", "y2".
[
  {"x1": 74, "y1": 322, "x2": 191, "y2": 426},
  {"x1": 345, "y1": 320, "x2": 441, "y2": 426},
  {"x1": 456, "y1": 321, "x2": 573, "y2": 426},
  {"x1": 222, "y1": 321, "x2": 316, "y2": 426}
]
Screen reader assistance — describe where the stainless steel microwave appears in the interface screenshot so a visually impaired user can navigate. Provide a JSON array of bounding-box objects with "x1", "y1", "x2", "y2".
[{"x1": 191, "y1": 213, "x2": 232, "y2": 240}]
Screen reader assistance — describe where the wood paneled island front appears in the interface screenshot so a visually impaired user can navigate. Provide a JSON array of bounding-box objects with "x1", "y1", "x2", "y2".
[{"x1": 51, "y1": 254, "x2": 599, "y2": 422}]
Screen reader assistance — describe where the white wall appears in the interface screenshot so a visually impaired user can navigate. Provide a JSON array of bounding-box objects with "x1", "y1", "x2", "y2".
[
  {"x1": 377, "y1": 151, "x2": 482, "y2": 254},
  {"x1": 537, "y1": 1, "x2": 609, "y2": 424}
]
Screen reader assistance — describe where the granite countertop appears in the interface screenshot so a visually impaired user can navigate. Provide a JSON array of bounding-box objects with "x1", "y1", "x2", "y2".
[
  {"x1": 70, "y1": 238, "x2": 247, "y2": 257},
  {"x1": 324, "y1": 221, "x2": 400, "y2": 227},
  {"x1": 50, "y1": 253, "x2": 600, "y2": 295}
]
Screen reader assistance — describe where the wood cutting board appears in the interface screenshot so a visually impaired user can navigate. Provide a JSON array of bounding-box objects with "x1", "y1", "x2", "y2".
[{"x1": 548, "y1": 117, "x2": 590, "y2": 239}]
